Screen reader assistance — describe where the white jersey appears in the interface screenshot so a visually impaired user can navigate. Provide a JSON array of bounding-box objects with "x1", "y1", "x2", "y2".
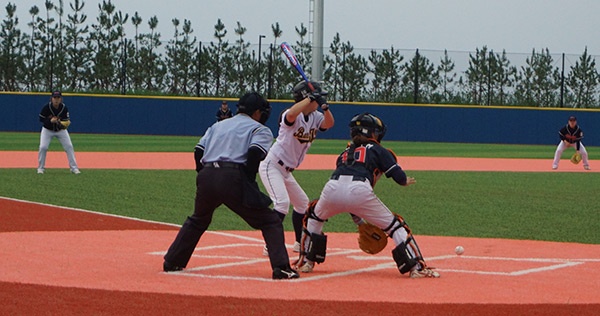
[{"x1": 268, "y1": 109, "x2": 325, "y2": 168}]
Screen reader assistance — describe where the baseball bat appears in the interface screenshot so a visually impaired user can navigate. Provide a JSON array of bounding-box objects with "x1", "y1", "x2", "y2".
[{"x1": 280, "y1": 42, "x2": 314, "y2": 91}]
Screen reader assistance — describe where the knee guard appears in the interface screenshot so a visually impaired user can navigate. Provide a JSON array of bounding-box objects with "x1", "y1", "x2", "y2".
[
  {"x1": 305, "y1": 199, "x2": 325, "y2": 223},
  {"x1": 384, "y1": 213, "x2": 411, "y2": 237},
  {"x1": 392, "y1": 241, "x2": 418, "y2": 274},
  {"x1": 306, "y1": 232, "x2": 327, "y2": 263}
]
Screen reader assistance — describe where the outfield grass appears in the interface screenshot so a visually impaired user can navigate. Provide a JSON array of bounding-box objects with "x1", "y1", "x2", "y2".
[
  {"x1": 3, "y1": 131, "x2": 597, "y2": 158},
  {"x1": 1, "y1": 132, "x2": 599, "y2": 244}
]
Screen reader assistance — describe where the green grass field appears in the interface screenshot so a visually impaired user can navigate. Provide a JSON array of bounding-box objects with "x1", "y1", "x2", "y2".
[{"x1": 1, "y1": 132, "x2": 599, "y2": 244}]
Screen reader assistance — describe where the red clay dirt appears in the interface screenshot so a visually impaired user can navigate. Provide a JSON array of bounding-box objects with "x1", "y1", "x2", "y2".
[
  {"x1": 0, "y1": 151, "x2": 596, "y2": 172},
  {"x1": 1, "y1": 151, "x2": 599, "y2": 315}
]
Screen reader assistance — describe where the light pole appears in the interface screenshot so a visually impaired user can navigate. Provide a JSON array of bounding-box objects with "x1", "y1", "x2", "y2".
[{"x1": 257, "y1": 35, "x2": 266, "y2": 92}]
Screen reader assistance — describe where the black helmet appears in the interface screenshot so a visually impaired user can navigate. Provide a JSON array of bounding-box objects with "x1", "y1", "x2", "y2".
[
  {"x1": 236, "y1": 92, "x2": 271, "y2": 124},
  {"x1": 349, "y1": 112, "x2": 387, "y2": 142},
  {"x1": 292, "y1": 81, "x2": 327, "y2": 102}
]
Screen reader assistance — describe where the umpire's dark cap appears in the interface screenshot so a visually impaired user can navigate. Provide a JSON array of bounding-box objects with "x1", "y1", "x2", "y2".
[
  {"x1": 236, "y1": 92, "x2": 271, "y2": 123},
  {"x1": 569, "y1": 116, "x2": 577, "y2": 121},
  {"x1": 52, "y1": 91, "x2": 62, "y2": 97}
]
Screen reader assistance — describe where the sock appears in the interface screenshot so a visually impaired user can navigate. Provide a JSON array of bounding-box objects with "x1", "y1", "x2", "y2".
[{"x1": 292, "y1": 210, "x2": 304, "y2": 243}]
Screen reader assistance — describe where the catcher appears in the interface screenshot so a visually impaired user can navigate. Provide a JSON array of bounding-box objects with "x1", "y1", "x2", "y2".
[
  {"x1": 552, "y1": 116, "x2": 590, "y2": 170},
  {"x1": 295, "y1": 113, "x2": 440, "y2": 278}
]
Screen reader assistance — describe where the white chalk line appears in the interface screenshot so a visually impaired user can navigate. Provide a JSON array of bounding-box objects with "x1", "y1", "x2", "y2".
[{"x1": 152, "y1": 243, "x2": 599, "y2": 282}]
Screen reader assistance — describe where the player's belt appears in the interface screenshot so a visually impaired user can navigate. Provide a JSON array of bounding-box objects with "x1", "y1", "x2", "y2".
[
  {"x1": 330, "y1": 174, "x2": 367, "y2": 182},
  {"x1": 205, "y1": 161, "x2": 242, "y2": 169},
  {"x1": 277, "y1": 160, "x2": 295, "y2": 172}
]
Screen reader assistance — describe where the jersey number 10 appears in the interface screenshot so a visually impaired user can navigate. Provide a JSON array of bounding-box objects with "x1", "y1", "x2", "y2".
[{"x1": 342, "y1": 147, "x2": 367, "y2": 164}]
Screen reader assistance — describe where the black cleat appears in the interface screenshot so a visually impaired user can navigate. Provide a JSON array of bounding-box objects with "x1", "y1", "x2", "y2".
[
  {"x1": 163, "y1": 261, "x2": 184, "y2": 272},
  {"x1": 272, "y1": 266, "x2": 300, "y2": 280}
]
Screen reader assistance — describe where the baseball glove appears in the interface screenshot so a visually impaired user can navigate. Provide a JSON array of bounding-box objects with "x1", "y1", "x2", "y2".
[
  {"x1": 59, "y1": 120, "x2": 71, "y2": 129},
  {"x1": 357, "y1": 222, "x2": 388, "y2": 254},
  {"x1": 571, "y1": 152, "x2": 582, "y2": 165}
]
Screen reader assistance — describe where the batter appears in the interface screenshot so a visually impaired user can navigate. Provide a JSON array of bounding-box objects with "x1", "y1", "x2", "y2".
[{"x1": 259, "y1": 81, "x2": 334, "y2": 255}]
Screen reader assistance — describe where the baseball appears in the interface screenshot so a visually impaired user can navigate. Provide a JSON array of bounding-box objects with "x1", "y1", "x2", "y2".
[{"x1": 455, "y1": 246, "x2": 464, "y2": 255}]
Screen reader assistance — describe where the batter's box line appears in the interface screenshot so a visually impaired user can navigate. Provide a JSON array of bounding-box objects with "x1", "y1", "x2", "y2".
[
  {"x1": 348, "y1": 254, "x2": 592, "y2": 276},
  {"x1": 446, "y1": 255, "x2": 600, "y2": 263},
  {"x1": 437, "y1": 261, "x2": 583, "y2": 276},
  {"x1": 170, "y1": 262, "x2": 396, "y2": 283}
]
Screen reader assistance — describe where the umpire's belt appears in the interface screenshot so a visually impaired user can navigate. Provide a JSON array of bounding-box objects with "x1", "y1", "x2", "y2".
[
  {"x1": 205, "y1": 161, "x2": 242, "y2": 169},
  {"x1": 278, "y1": 160, "x2": 295, "y2": 172},
  {"x1": 330, "y1": 174, "x2": 367, "y2": 182}
]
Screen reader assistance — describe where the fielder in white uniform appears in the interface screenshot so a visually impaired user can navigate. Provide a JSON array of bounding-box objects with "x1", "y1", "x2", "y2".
[
  {"x1": 37, "y1": 91, "x2": 80, "y2": 174},
  {"x1": 259, "y1": 81, "x2": 334, "y2": 254}
]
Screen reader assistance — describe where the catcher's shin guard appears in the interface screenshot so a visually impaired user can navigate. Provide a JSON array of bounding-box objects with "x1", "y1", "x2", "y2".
[
  {"x1": 294, "y1": 200, "x2": 327, "y2": 268},
  {"x1": 392, "y1": 241, "x2": 418, "y2": 274},
  {"x1": 306, "y1": 232, "x2": 327, "y2": 263},
  {"x1": 387, "y1": 214, "x2": 429, "y2": 274}
]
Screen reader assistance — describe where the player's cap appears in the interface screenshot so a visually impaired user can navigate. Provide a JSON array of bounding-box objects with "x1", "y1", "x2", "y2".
[
  {"x1": 569, "y1": 116, "x2": 577, "y2": 121},
  {"x1": 51, "y1": 91, "x2": 62, "y2": 97}
]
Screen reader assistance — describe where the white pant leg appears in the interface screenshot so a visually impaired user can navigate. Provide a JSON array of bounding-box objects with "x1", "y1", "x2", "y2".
[
  {"x1": 55, "y1": 130, "x2": 78, "y2": 170},
  {"x1": 259, "y1": 156, "x2": 291, "y2": 214},
  {"x1": 552, "y1": 141, "x2": 570, "y2": 167},
  {"x1": 284, "y1": 173, "x2": 309, "y2": 215},
  {"x1": 38, "y1": 128, "x2": 53, "y2": 170},
  {"x1": 578, "y1": 143, "x2": 590, "y2": 167}
]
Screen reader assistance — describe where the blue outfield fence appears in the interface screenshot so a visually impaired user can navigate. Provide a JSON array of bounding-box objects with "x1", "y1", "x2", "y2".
[{"x1": 2, "y1": 92, "x2": 599, "y2": 146}]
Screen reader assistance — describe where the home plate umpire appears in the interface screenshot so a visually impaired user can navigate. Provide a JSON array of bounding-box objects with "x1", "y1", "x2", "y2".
[{"x1": 163, "y1": 92, "x2": 300, "y2": 280}]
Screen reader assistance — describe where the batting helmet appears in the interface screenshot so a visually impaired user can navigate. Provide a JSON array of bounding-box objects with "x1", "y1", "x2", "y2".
[
  {"x1": 236, "y1": 92, "x2": 271, "y2": 124},
  {"x1": 292, "y1": 81, "x2": 327, "y2": 102},
  {"x1": 349, "y1": 112, "x2": 387, "y2": 142}
]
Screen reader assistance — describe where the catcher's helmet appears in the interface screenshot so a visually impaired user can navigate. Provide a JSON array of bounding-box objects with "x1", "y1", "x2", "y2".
[
  {"x1": 349, "y1": 112, "x2": 387, "y2": 142},
  {"x1": 292, "y1": 81, "x2": 327, "y2": 102},
  {"x1": 236, "y1": 92, "x2": 271, "y2": 124}
]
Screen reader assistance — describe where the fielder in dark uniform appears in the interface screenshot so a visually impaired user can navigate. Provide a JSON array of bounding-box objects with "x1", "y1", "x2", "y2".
[
  {"x1": 215, "y1": 100, "x2": 233, "y2": 121},
  {"x1": 552, "y1": 115, "x2": 590, "y2": 170},
  {"x1": 37, "y1": 91, "x2": 80, "y2": 174},
  {"x1": 295, "y1": 113, "x2": 439, "y2": 278},
  {"x1": 163, "y1": 92, "x2": 299, "y2": 280}
]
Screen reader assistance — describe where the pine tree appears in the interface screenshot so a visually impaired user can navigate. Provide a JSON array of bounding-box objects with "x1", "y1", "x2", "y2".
[
  {"x1": 565, "y1": 47, "x2": 599, "y2": 108},
  {"x1": 0, "y1": 3, "x2": 26, "y2": 91}
]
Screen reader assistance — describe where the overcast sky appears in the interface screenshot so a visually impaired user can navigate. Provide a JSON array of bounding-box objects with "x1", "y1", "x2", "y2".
[{"x1": 11, "y1": 0, "x2": 600, "y2": 55}]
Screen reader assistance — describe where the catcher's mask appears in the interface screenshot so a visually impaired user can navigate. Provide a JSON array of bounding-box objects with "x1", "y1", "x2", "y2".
[
  {"x1": 349, "y1": 112, "x2": 387, "y2": 142},
  {"x1": 292, "y1": 81, "x2": 328, "y2": 102},
  {"x1": 236, "y1": 92, "x2": 271, "y2": 124}
]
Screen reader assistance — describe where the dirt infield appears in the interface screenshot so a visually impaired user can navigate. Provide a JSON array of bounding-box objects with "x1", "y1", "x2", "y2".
[
  {"x1": 1, "y1": 151, "x2": 599, "y2": 315},
  {"x1": 1, "y1": 197, "x2": 600, "y2": 315},
  {"x1": 0, "y1": 151, "x2": 596, "y2": 172}
]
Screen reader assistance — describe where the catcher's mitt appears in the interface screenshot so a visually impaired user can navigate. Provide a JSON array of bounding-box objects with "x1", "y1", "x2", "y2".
[
  {"x1": 571, "y1": 152, "x2": 582, "y2": 165},
  {"x1": 357, "y1": 222, "x2": 388, "y2": 254}
]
